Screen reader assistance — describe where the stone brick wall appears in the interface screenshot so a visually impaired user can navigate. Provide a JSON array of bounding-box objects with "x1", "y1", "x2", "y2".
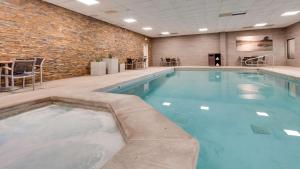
[{"x1": 0, "y1": 0, "x2": 151, "y2": 81}]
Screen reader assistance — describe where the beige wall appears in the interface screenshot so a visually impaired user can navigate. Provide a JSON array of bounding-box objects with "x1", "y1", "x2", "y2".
[
  {"x1": 152, "y1": 28, "x2": 288, "y2": 66},
  {"x1": 226, "y1": 29, "x2": 286, "y2": 66},
  {"x1": 286, "y1": 22, "x2": 300, "y2": 67},
  {"x1": 152, "y1": 34, "x2": 220, "y2": 66}
]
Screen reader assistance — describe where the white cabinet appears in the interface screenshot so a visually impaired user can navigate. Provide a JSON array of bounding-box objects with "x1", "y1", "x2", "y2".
[
  {"x1": 102, "y1": 58, "x2": 119, "y2": 74},
  {"x1": 90, "y1": 62, "x2": 106, "y2": 76},
  {"x1": 119, "y1": 63, "x2": 125, "y2": 72}
]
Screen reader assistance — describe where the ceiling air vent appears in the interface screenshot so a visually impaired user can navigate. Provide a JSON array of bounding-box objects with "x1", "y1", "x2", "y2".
[
  {"x1": 232, "y1": 11, "x2": 247, "y2": 16},
  {"x1": 105, "y1": 10, "x2": 118, "y2": 15},
  {"x1": 243, "y1": 26, "x2": 254, "y2": 29},
  {"x1": 158, "y1": 32, "x2": 178, "y2": 36},
  {"x1": 219, "y1": 11, "x2": 247, "y2": 17},
  {"x1": 243, "y1": 24, "x2": 274, "y2": 29},
  {"x1": 265, "y1": 24, "x2": 274, "y2": 27}
]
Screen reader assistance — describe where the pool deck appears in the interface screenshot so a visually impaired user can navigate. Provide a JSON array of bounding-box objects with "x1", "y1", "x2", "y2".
[
  {"x1": 260, "y1": 66, "x2": 300, "y2": 79},
  {"x1": 0, "y1": 66, "x2": 300, "y2": 169},
  {"x1": 0, "y1": 67, "x2": 199, "y2": 169}
]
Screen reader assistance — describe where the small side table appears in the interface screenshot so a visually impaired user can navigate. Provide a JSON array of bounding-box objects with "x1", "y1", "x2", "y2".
[{"x1": 0, "y1": 60, "x2": 13, "y2": 92}]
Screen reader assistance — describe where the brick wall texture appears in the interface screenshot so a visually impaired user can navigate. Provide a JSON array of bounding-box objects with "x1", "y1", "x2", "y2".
[{"x1": 0, "y1": 0, "x2": 151, "y2": 81}]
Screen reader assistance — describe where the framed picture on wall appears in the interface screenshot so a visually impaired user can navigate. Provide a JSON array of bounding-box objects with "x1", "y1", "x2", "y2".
[{"x1": 236, "y1": 36, "x2": 273, "y2": 51}]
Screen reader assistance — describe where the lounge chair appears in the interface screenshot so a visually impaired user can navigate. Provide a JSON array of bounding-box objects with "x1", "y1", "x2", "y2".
[{"x1": 241, "y1": 56, "x2": 266, "y2": 67}]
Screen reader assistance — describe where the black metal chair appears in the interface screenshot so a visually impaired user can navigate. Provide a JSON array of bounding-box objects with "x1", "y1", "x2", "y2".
[
  {"x1": 125, "y1": 58, "x2": 134, "y2": 70},
  {"x1": 0, "y1": 59, "x2": 36, "y2": 90},
  {"x1": 136, "y1": 57, "x2": 143, "y2": 69},
  {"x1": 160, "y1": 58, "x2": 166, "y2": 66},
  {"x1": 176, "y1": 57, "x2": 181, "y2": 66},
  {"x1": 171, "y1": 58, "x2": 177, "y2": 66},
  {"x1": 165, "y1": 58, "x2": 172, "y2": 66}
]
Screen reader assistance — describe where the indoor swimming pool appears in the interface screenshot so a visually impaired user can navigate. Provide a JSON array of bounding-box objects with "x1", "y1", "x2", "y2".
[{"x1": 107, "y1": 70, "x2": 300, "y2": 169}]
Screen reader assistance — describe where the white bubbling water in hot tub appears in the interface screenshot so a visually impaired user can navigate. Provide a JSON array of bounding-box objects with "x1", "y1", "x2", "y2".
[{"x1": 0, "y1": 105, "x2": 125, "y2": 169}]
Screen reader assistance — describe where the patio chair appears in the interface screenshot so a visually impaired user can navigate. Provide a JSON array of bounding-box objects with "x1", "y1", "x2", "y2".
[
  {"x1": 34, "y1": 57, "x2": 45, "y2": 84},
  {"x1": 160, "y1": 58, "x2": 166, "y2": 66},
  {"x1": 171, "y1": 58, "x2": 177, "y2": 66},
  {"x1": 165, "y1": 58, "x2": 172, "y2": 66},
  {"x1": 125, "y1": 58, "x2": 134, "y2": 70},
  {"x1": 256, "y1": 56, "x2": 266, "y2": 66},
  {"x1": 0, "y1": 59, "x2": 36, "y2": 90},
  {"x1": 176, "y1": 57, "x2": 181, "y2": 66},
  {"x1": 240, "y1": 56, "x2": 255, "y2": 66},
  {"x1": 15, "y1": 57, "x2": 45, "y2": 84},
  {"x1": 244, "y1": 56, "x2": 266, "y2": 67},
  {"x1": 136, "y1": 57, "x2": 143, "y2": 69}
]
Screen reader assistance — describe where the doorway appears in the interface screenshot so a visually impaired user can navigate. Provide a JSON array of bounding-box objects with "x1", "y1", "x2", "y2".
[
  {"x1": 143, "y1": 43, "x2": 149, "y2": 67},
  {"x1": 287, "y1": 38, "x2": 296, "y2": 59}
]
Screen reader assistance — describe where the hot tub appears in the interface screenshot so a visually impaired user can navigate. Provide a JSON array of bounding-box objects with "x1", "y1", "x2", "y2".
[{"x1": 0, "y1": 104, "x2": 125, "y2": 169}]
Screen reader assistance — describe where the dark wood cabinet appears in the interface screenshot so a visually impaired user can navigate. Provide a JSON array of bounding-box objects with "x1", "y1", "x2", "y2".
[{"x1": 208, "y1": 53, "x2": 221, "y2": 66}]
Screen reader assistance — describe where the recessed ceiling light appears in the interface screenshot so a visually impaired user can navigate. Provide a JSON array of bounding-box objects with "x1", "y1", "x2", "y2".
[
  {"x1": 199, "y1": 28, "x2": 208, "y2": 32},
  {"x1": 254, "y1": 23, "x2": 268, "y2": 27},
  {"x1": 142, "y1": 27, "x2": 153, "y2": 31},
  {"x1": 281, "y1": 11, "x2": 300, "y2": 16},
  {"x1": 161, "y1": 32, "x2": 170, "y2": 35},
  {"x1": 76, "y1": 0, "x2": 99, "y2": 6},
  {"x1": 105, "y1": 10, "x2": 118, "y2": 14},
  {"x1": 123, "y1": 18, "x2": 137, "y2": 23}
]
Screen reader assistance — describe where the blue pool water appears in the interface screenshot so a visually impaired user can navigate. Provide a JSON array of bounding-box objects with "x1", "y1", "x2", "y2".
[{"x1": 108, "y1": 70, "x2": 300, "y2": 169}]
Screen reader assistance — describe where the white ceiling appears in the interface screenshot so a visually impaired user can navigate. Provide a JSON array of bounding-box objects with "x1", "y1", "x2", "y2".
[{"x1": 44, "y1": 0, "x2": 300, "y2": 37}]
